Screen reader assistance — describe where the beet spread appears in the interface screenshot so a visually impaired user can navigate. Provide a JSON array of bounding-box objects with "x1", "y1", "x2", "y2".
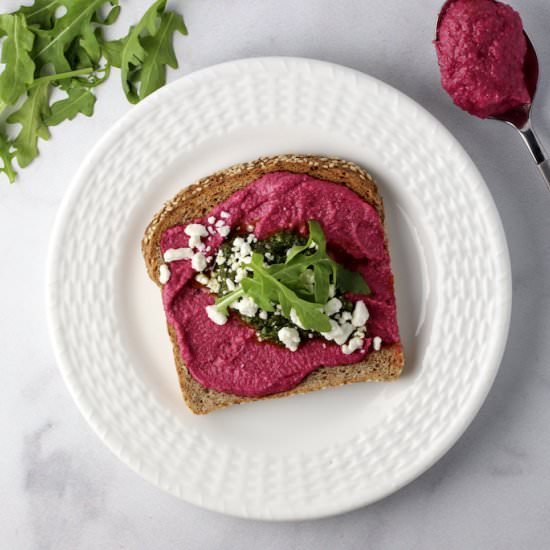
[
  {"x1": 160, "y1": 172, "x2": 400, "y2": 397},
  {"x1": 435, "y1": 0, "x2": 530, "y2": 119}
]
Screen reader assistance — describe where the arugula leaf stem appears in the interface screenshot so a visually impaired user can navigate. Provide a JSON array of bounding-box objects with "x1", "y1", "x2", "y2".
[
  {"x1": 30, "y1": 67, "x2": 93, "y2": 88},
  {"x1": 215, "y1": 288, "x2": 244, "y2": 313}
]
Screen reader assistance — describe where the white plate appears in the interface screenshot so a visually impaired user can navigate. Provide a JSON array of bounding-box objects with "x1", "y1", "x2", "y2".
[{"x1": 47, "y1": 57, "x2": 511, "y2": 520}]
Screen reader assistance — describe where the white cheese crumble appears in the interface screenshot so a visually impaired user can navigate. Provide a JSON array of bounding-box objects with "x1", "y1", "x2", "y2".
[
  {"x1": 278, "y1": 327, "x2": 300, "y2": 352},
  {"x1": 233, "y1": 237, "x2": 244, "y2": 248},
  {"x1": 289, "y1": 308, "x2": 304, "y2": 329},
  {"x1": 373, "y1": 336, "x2": 382, "y2": 351},
  {"x1": 234, "y1": 297, "x2": 258, "y2": 317},
  {"x1": 207, "y1": 216, "x2": 216, "y2": 224},
  {"x1": 341, "y1": 311, "x2": 352, "y2": 322},
  {"x1": 342, "y1": 336, "x2": 364, "y2": 355},
  {"x1": 159, "y1": 264, "x2": 170, "y2": 284},
  {"x1": 217, "y1": 226, "x2": 230, "y2": 237},
  {"x1": 226, "y1": 278, "x2": 236, "y2": 291},
  {"x1": 352, "y1": 301, "x2": 369, "y2": 327},
  {"x1": 234, "y1": 267, "x2": 247, "y2": 283},
  {"x1": 321, "y1": 320, "x2": 354, "y2": 345},
  {"x1": 191, "y1": 253, "x2": 207, "y2": 272},
  {"x1": 324, "y1": 297, "x2": 342, "y2": 315},
  {"x1": 220, "y1": 211, "x2": 230, "y2": 219},
  {"x1": 185, "y1": 223, "x2": 208, "y2": 237},
  {"x1": 195, "y1": 273, "x2": 209, "y2": 285},
  {"x1": 163, "y1": 247, "x2": 193, "y2": 262},
  {"x1": 206, "y1": 278, "x2": 220, "y2": 293},
  {"x1": 259, "y1": 310, "x2": 268, "y2": 320},
  {"x1": 188, "y1": 235, "x2": 205, "y2": 250},
  {"x1": 205, "y1": 305, "x2": 227, "y2": 325},
  {"x1": 215, "y1": 219, "x2": 225, "y2": 227}
]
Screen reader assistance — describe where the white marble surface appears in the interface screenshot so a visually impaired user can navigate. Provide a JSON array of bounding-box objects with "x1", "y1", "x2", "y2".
[{"x1": 1, "y1": 0, "x2": 549, "y2": 548}]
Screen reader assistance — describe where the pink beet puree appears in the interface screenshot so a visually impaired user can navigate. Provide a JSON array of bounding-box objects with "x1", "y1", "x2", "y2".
[
  {"x1": 160, "y1": 172, "x2": 401, "y2": 397},
  {"x1": 435, "y1": 0, "x2": 530, "y2": 119}
]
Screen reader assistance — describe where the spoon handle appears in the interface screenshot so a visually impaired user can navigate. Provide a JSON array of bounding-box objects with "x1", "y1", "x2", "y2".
[{"x1": 518, "y1": 125, "x2": 550, "y2": 192}]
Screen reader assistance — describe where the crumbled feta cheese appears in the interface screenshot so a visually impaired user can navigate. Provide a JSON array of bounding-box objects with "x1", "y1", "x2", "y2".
[
  {"x1": 324, "y1": 297, "x2": 342, "y2": 316},
  {"x1": 216, "y1": 254, "x2": 226, "y2": 265},
  {"x1": 234, "y1": 268, "x2": 247, "y2": 283},
  {"x1": 206, "y1": 246, "x2": 211, "y2": 252},
  {"x1": 290, "y1": 308, "x2": 304, "y2": 329},
  {"x1": 191, "y1": 253, "x2": 207, "y2": 272},
  {"x1": 188, "y1": 235, "x2": 205, "y2": 250},
  {"x1": 233, "y1": 237, "x2": 245, "y2": 248},
  {"x1": 336, "y1": 322, "x2": 355, "y2": 345},
  {"x1": 259, "y1": 310, "x2": 268, "y2": 320},
  {"x1": 220, "y1": 211, "x2": 230, "y2": 219},
  {"x1": 342, "y1": 336, "x2": 364, "y2": 355},
  {"x1": 246, "y1": 234, "x2": 257, "y2": 243},
  {"x1": 341, "y1": 311, "x2": 352, "y2": 322},
  {"x1": 207, "y1": 216, "x2": 216, "y2": 224},
  {"x1": 226, "y1": 279, "x2": 236, "y2": 291},
  {"x1": 240, "y1": 242, "x2": 252, "y2": 257},
  {"x1": 234, "y1": 297, "x2": 258, "y2": 317},
  {"x1": 207, "y1": 226, "x2": 216, "y2": 235},
  {"x1": 217, "y1": 226, "x2": 230, "y2": 237},
  {"x1": 352, "y1": 301, "x2": 369, "y2": 327},
  {"x1": 205, "y1": 305, "x2": 227, "y2": 325},
  {"x1": 159, "y1": 264, "x2": 170, "y2": 284},
  {"x1": 207, "y1": 278, "x2": 220, "y2": 293},
  {"x1": 278, "y1": 327, "x2": 300, "y2": 352},
  {"x1": 185, "y1": 223, "x2": 208, "y2": 237},
  {"x1": 321, "y1": 320, "x2": 354, "y2": 345},
  {"x1": 163, "y1": 247, "x2": 193, "y2": 262},
  {"x1": 215, "y1": 219, "x2": 225, "y2": 227},
  {"x1": 242, "y1": 255, "x2": 252, "y2": 264},
  {"x1": 265, "y1": 252, "x2": 273, "y2": 261},
  {"x1": 373, "y1": 336, "x2": 382, "y2": 351},
  {"x1": 194, "y1": 273, "x2": 209, "y2": 285}
]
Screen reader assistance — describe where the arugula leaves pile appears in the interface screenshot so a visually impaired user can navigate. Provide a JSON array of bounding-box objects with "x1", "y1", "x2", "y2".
[
  {"x1": 216, "y1": 221, "x2": 371, "y2": 333},
  {"x1": 0, "y1": 0, "x2": 187, "y2": 183}
]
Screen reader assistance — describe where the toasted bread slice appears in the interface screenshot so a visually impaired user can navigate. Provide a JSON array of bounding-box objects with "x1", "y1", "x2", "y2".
[{"x1": 142, "y1": 155, "x2": 404, "y2": 414}]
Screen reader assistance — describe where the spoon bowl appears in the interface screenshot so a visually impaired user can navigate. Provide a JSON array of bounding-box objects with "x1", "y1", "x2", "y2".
[{"x1": 435, "y1": 0, "x2": 550, "y2": 190}]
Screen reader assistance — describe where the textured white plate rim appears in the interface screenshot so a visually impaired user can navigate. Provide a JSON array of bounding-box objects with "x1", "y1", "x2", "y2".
[{"x1": 46, "y1": 56, "x2": 512, "y2": 521}]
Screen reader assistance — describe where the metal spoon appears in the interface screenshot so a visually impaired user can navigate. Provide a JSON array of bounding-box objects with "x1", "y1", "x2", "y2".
[{"x1": 436, "y1": 0, "x2": 550, "y2": 191}]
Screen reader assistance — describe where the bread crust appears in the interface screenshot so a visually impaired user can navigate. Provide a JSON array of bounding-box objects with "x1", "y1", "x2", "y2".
[{"x1": 142, "y1": 154, "x2": 404, "y2": 414}]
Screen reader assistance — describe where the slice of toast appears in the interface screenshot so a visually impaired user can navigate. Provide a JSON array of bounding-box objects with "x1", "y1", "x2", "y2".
[{"x1": 142, "y1": 155, "x2": 404, "y2": 414}]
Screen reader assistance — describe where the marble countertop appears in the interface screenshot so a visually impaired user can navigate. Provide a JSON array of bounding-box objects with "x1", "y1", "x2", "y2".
[{"x1": 1, "y1": 0, "x2": 549, "y2": 548}]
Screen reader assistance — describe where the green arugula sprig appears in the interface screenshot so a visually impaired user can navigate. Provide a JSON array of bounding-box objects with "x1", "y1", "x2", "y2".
[
  {"x1": 0, "y1": 0, "x2": 187, "y2": 183},
  {"x1": 215, "y1": 221, "x2": 371, "y2": 333}
]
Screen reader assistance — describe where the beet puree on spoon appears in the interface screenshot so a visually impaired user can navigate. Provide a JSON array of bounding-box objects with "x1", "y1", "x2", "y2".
[{"x1": 435, "y1": 0, "x2": 550, "y2": 191}]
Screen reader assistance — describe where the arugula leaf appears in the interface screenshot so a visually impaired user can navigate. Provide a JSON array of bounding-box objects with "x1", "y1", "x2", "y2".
[
  {"x1": 0, "y1": 134, "x2": 17, "y2": 183},
  {"x1": 243, "y1": 253, "x2": 331, "y2": 332},
  {"x1": 0, "y1": 0, "x2": 186, "y2": 183},
  {"x1": 215, "y1": 288, "x2": 244, "y2": 315},
  {"x1": 109, "y1": 0, "x2": 187, "y2": 103},
  {"x1": 45, "y1": 87, "x2": 96, "y2": 126},
  {"x1": 0, "y1": 14, "x2": 35, "y2": 106},
  {"x1": 32, "y1": 0, "x2": 117, "y2": 73},
  {"x1": 13, "y1": 0, "x2": 62, "y2": 30},
  {"x1": 138, "y1": 11, "x2": 187, "y2": 100},
  {"x1": 274, "y1": 221, "x2": 371, "y2": 298},
  {"x1": 7, "y1": 82, "x2": 51, "y2": 168},
  {"x1": 101, "y1": 36, "x2": 126, "y2": 68},
  {"x1": 336, "y1": 264, "x2": 371, "y2": 295}
]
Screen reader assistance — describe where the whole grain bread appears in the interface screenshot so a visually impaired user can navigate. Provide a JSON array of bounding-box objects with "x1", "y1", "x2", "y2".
[{"x1": 142, "y1": 154, "x2": 404, "y2": 414}]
